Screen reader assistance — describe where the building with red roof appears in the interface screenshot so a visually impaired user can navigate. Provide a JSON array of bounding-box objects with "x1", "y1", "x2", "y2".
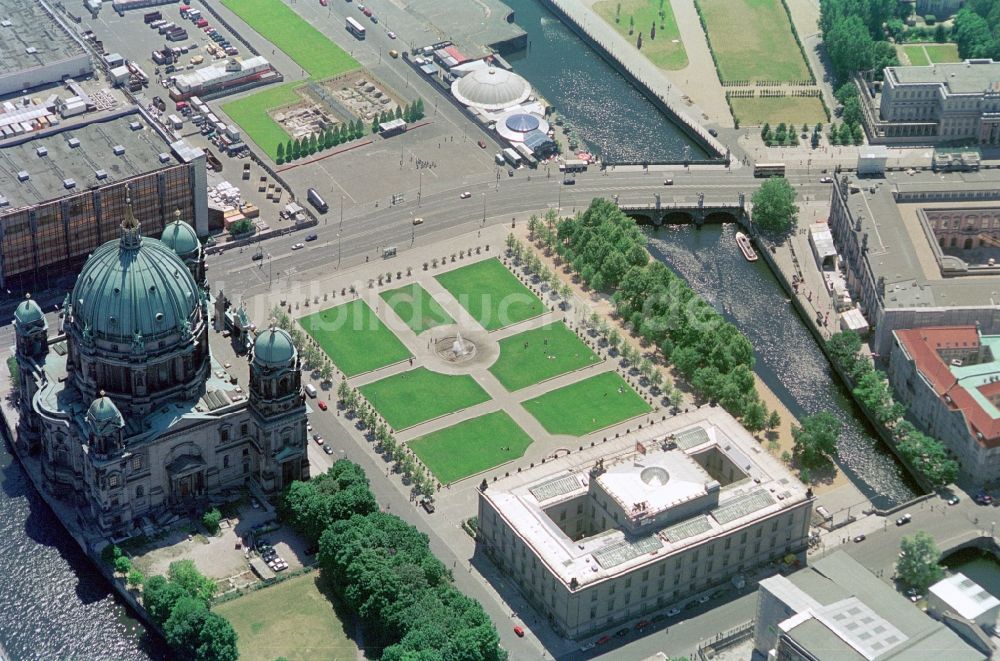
[{"x1": 889, "y1": 325, "x2": 1000, "y2": 484}]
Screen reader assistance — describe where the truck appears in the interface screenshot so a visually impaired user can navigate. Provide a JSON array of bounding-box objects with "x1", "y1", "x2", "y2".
[
  {"x1": 150, "y1": 19, "x2": 166, "y2": 28},
  {"x1": 195, "y1": 17, "x2": 207, "y2": 27},
  {"x1": 143, "y1": 10, "x2": 161, "y2": 23},
  {"x1": 187, "y1": 8, "x2": 201, "y2": 20},
  {"x1": 166, "y1": 28, "x2": 188, "y2": 41},
  {"x1": 307, "y1": 188, "x2": 329, "y2": 213},
  {"x1": 158, "y1": 22, "x2": 175, "y2": 34}
]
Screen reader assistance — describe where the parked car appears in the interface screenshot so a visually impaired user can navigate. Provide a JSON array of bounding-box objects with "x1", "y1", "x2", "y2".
[
  {"x1": 595, "y1": 635, "x2": 611, "y2": 646},
  {"x1": 370, "y1": 14, "x2": 378, "y2": 22},
  {"x1": 896, "y1": 513, "x2": 912, "y2": 526},
  {"x1": 317, "y1": 400, "x2": 328, "y2": 411},
  {"x1": 387, "y1": 31, "x2": 397, "y2": 39},
  {"x1": 313, "y1": 433, "x2": 324, "y2": 445},
  {"x1": 697, "y1": 594, "x2": 710, "y2": 604},
  {"x1": 513, "y1": 626, "x2": 524, "y2": 637},
  {"x1": 614, "y1": 627, "x2": 629, "y2": 638},
  {"x1": 420, "y1": 497, "x2": 435, "y2": 513},
  {"x1": 666, "y1": 607, "x2": 681, "y2": 617},
  {"x1": 853, "y1": 534, "x2": 866, "y2": 543},
  {"x1": 634, "y1": 620, "x2": 650, "y2": 631},
  {"x1": 323, "y1": 444, "x2": 334, "y2": 454},
  {"x1": 947, "y1": 495, "x2": 960, "y2": 505},
  {"x1": 820, "y1": 176, "x2": 833, "y2": 183}
]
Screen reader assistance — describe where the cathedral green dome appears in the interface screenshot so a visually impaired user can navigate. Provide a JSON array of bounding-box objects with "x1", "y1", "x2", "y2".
[
  {"x1": 253, "y1": 327, "x2": 296, "y2": 367},
  {"x1": 86, "y1": 394, "x2": 124, "y2": 434},
  {"x1": 71, "y1": 215, "x2": 200, "y2": 343},
  {"x1": 14, "y1": 294, "x2": 43, "y2": 325},
  {"x1": 160, "y1": 212, "x2": 200, "y2": 257}
]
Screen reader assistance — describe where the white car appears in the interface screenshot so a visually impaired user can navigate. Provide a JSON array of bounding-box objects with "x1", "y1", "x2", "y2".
[
  {"x1": 666, "y1": 607, "x2": 681, "y2": 617},
  {"x1": 291, "y1": 243, "x2": 304, "y2": 250},
  {"x1": 412, "y1": 217, "x2": 424, "y2": 225},
  {"x1": 387, "y1": 31, "x2": 397, "y2": 39},
  {"x1": 460, "y1": 191, "x2": 471, "y2": 199}
]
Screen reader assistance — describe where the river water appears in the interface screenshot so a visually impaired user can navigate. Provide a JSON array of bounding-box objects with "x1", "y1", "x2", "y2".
[
  {"x1": 647, "y1": 224, "x2": 920, "y2": 508},
  {"x1": 502, "y1": 0, "x2": 708, "y2": 162},
  {"x1": 0, "y1": 446, "x2": 167, "y2": 660}
]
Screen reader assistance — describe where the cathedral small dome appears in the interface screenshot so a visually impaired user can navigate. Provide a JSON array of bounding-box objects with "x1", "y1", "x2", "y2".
[
  {"x1": 160, "y1": 211, "x2": 201, "y2": 257},
  {"x1": 14, "y1": 294, "x2": 43, "y2": 326},
  {"x1": 253, "y1": 327, "x2": 296, "y2": 367},
  {"x1": 86, "y1": 394, "x2": 124, "y2": 434}
]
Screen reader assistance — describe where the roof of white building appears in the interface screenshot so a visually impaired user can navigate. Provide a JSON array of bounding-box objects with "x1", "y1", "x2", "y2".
[
  {"x1": 929, "y1": 573, "x2": 1000, "y2": 621},
  {"x1": 481, "y1": 408, "x2": 809, "y2": 589}
]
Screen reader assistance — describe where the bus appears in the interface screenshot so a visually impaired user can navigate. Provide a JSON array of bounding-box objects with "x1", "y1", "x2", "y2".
[
  {"x1": 560, "y1": 158, "x2": 588, "y2": 173},
  {"x1": 346, "y1": 16, "x2": 366, "y2": 40},
  {"x1": 307, "y1": 188, "x2": 328, "y2": 213},
  {"x1": 753, "y1": 162, "x2": 786, "y2": 178}
]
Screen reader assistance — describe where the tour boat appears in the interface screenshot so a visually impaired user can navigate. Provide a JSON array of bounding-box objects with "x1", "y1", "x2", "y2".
[{"x1": 735, "y1": 231, "x2": 758, "y2": 262}]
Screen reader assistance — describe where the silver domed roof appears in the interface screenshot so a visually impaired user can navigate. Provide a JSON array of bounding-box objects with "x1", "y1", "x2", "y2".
[{"x1": 451, "y1": 67, "x2": 531, "y2": 111}]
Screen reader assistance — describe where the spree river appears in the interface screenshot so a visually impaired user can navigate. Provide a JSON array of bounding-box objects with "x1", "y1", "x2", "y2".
[
  {"x1": 0, "y1": 446, "x2": 167, "y2": 660},
  {"x1": 502, "y1": 0, "x2": 708, "y2": 162},
  {"x1": 647, "y1": 224, "x2": 920, "y2": 508}
]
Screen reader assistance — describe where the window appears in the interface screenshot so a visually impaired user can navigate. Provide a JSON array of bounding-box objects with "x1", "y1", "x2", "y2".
[
  {"x1": 131, "y1": 455, "x2": 142, "y2": 471},
  {"x1": 642, "y1": 569, "x2": 649, "y2": 582},
  {"x1": 560, "y1": 510, "x2": 567, "y2": 521},
  {"x1": 577, "y1": 502, "x2": 583, "y2": 515},
  {"x1": 591, "y1": 590, "x2": 598, "y2": 602},
  {"x1": 224, "y1": 455, "x2": 230, "y2": 468},
  {"x1": 590, "y1": 606, "x2": 597, "y2": 619},
  {"x1": 625, "y1": 577, "x2": 631, "y2": 588},
  {"x1": 136, "y1": 485, "x2": 144, "y2": 498},
  {"x1": 240, "y1": 422, "x2": 248, "y2": 437},
  {"x1": 108, "y1": 473, "x2": 120, "y2": 488},
  {"x1": 641, "y1": 586, "x2": 647, "y2": 598},
  {"x1": 220, "y1": 428, "x2": 229, "y2": 443}
]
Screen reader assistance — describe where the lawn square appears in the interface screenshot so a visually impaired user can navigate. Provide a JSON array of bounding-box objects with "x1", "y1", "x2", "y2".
[
  {"x1": 214, "y1": 573, "x2": 358, "y2": 661},
  {"x1": 522, "y1": 371, "x2": 652, "y2": 436},
  {"x1": 380, "y1": 283, "x2": 455, "y2": 334},
  {"x1": 359, "y1": 367, "x2": 491, "y2": 430},
  {"x1": 299, "y1": 300, "x2": 410, "y2": 377},
  {"x1": 490, "y1": 322, "x2": 600, "y2": 391},
  {"x1": 435, "y1": 258, "x2": 544, "y2": 331},
  {"x1": 409, "y1": 411, "x2": 533, "y2": 483}
]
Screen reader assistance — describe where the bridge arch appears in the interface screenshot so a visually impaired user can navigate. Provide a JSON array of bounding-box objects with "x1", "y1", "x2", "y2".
[
  {"x1": 705, "y1": 211, "x2": 739, "y2": 224},
  {"x1": 624, "y1": 211, "x2": 657, "y2": 226},
  {"x1": 663, "y1": 211, "x2": 694, "y2": 225}
]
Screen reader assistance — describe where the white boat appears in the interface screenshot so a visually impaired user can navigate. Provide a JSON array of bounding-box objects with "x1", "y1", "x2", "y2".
[{"x1": 735, "y1": 231, "x2": 758, "y2": 262}]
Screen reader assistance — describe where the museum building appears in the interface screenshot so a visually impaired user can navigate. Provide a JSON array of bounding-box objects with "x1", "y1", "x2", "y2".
[{"x1": 11, "y1": 194, "x2": 308, "y2": 536}]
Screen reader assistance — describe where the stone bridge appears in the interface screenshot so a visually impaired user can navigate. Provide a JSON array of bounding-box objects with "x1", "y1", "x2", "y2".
[{"x1": 616, "y1": 192, "x2": 747, "y2": 227}]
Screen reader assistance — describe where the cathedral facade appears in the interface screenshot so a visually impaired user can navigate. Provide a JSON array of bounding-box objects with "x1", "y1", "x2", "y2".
[{"x1": 12, "y1": 197, "x2": 308, "y2": 536}]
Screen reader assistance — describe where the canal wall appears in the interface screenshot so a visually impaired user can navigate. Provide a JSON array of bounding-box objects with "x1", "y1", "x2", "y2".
[
  {"x1": 743, "y1": 225, "x2": 935, "y2": 499},
  {"x1": 535, "y1": 0, "x2": 727, "y2": 162}
]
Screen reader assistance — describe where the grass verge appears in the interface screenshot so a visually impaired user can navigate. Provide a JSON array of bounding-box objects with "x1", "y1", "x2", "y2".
[
  {"x1": 728, "y1": 95, "x2": 826, "y2": 126},
  {"x1": 359, "y1": 367, "x2": 491, "y2": 430},
  {"x1": 593, "y1": 0, "x2": 688, "y2": 70},
  {"x1": 300, "y1": 300, "x2": 410, "y2": 376},
  {"x1": 409, "y1": 411, "x2": 532, "y2": 483},
  {"x1": 522, "y1": 371, "x2": 652, "y2": 436}
]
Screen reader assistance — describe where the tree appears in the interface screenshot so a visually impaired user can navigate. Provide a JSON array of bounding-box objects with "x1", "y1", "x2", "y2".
[
  {"x1": 276, "y1": 142, "x2": 285, "y2": 164},
  {"x1": 167, "y1": 560, "x2": 215, "y2": 605},
  {"x1": 164, "y1": 596, "x2": 238, "y2": 661},
  {"x1": 767, "y1": 409, "x2": 781, "y2": 431},
  {"x1": 127, "y1": 568, "x2": 144, "y2": 588},
  {"x1": 826, "y1": 15, "x2": 874, "y2": 81},
  {"x1": 201, "y1": 508, "x2": 222, "y2": 535},
  {"x1": 143, "y1": 575, "x2": 187, "y2": 624},
  {"x1": 742, "y1": 400, "x2": 768, "y2": 433},
  {"x1": 394, "y1": 106, "x2": 403, "y2": 120},
  {"x1": 897, "y1": 531, "x2": 944, "y2": 592},
  {"x1": 791, "y1": 411, "x2": 841, "y2": 468},
  {"x1": 228, "y1": 218, "x2": 255, "y2": 238},
  {"x1": 320, "y1": 362, "x2": 334, "y2": 383},
  {"x1": 114, "y1": 555, "x2": 132, "y2": 575},
  {"x1": 751, "y1": 177, "x2": 798, "y2": 233},
  {"x1": 607, "y1": 329, "x2": 621, "y2": 353},
  {"x1": 291, "y1": 138, "x2": 301, "y2": 159}
]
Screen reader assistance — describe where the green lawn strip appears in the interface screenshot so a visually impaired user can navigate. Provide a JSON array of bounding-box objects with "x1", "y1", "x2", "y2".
[
  {"x1": 594, "y1": 0, "x2": 688, "y2": 70},
  {"x1": 379, "y1": 283, "x2": 454, "y2": 334},
  {"x1": 489, "y1": 322, "x2": 601, "y2": 391},
  {"x1": 924, "y1": 43, "x2": 960, "y2": 63},
  {"x1": 434, "y1": 258, "x2": 545, "y2": 331},
  {"x1": 299, "y1": 300, "x2": 411, "y2": 377},
  {"x1": 522, "y1": 371, "x2": 652, "y2": 437},
  {"x1": 214, "y1": 573, "x2": 358, "y2": 661},
  {"x1": 220, "y1": 0, "x2": 359, "y2": 79},
  {"x1": 728, "y1": 96, "x2": 827, "y2": 127},
  {"x1": 409, "y1": 411, "x2": 532, "y2": 483},
  {"x1": 697, "y1": 0, "x2": 810, "y2": 82},
  {"x1": 359, "y1": 367, "x2": 491, "y2": 430},
  {"x1": 221, "y1": 82, "x2": 302, "y2": 160},
  {"x1": 902, "y1": 45, "x2": 930, "y2": 66}
]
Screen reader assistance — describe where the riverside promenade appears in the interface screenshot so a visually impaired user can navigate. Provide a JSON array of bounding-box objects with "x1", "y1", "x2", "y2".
[{"x1": 539, "y1": 0, "x2": 731, "y2": 156}]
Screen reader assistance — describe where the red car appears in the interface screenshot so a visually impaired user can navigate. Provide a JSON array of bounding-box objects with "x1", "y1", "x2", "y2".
[
  {"x1": 513, "y1": 626, "x2": 524, "y2": 637},
  {"x1": 317, "y1": 400, "x2": 328, "y2": 411},
  {"x1": 635, "y1": 620, "x2": 650, "y2": 631},
  {"x1": 596, "y1": 635, "x2": 611, "y2": 646}
]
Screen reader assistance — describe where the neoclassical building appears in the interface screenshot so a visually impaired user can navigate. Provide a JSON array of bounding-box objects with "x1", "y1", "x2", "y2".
[{"x1": 12, "y1": 196, "x2": 308, "y2": 536}]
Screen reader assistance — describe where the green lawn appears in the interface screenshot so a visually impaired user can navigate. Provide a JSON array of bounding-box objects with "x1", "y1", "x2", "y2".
[
  {"x1": 435, "y1": 259, "x2": 545, "y2": 331},
  {"x1": 380, "y1": 283, "x2": 454, "y2": 334},
  {"x1": 728, "y1": 96, "x2": 827, "y2": 127},
  {"x1": 522, "y1": 371, "x2": 652, "y2": 436},
  {"x1": 409, "y1": 411, "x2": 533, "y2": 483},
  {"x1": 221, "y1": 82, "x2": 302, "y2": 160},
  {"x1": 924, "y1": 43, "x2": 961, "y2": 63},
  {"x1": 300, "y1": 300, "x2": 411, "y2": 377},
  {"x1": 697, "y1": 0, "x2": 811, "y2": 82},
  {"x1": 359, "y1": 367, "x2": 491, "y2": 430},
  {"x1": 215, "y1": 573, "x2": 358, "y2": 661},
  {"x1": 489, "y1": 322, "x2": 600, "y2": 391},
  {"x1": 220, "y1": 0, "x2": 359, "y2": 79},
  {"x1": 901, "y1": 44, "x2": 931, "y2": 66},
  {"x1": 594, "y1": 0, "x2": 687, "y2": 70}
]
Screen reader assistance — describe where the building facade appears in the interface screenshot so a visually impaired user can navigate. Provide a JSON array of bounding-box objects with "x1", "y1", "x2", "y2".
[
  {"x1": 865, "y1": 60, "x2": 1000, "y2": 145},
  {"x1": 888, "y1": 326, "x2": 1000, "y2": 484},
  {"x1": 12, "y1": 197, "x2": 307, "y2": 536},
  {"x1": 477, "y1": 409, "x2": 812, "y2": 639}
]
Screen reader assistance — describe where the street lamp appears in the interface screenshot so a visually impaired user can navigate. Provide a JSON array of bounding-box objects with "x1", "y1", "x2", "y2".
[
  {"x1": 482, "y1": 192, "x2": 486, "y2": 225},
  {"x1": 418, "y1": 170, "x2": 422, "y2": 207}
]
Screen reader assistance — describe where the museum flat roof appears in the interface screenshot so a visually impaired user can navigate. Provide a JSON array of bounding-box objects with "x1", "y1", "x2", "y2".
[
  {"x1": 0, "y1": 0, "x2": 89, "y2": 78},
  {"x1": 481, "y1": 408, "x2": 808, "y2": 588},
  {"x1": 0, "y1": 109, "x2": 178, "y2": 210},
  {"x1": 887, "y1": 60, "x2": 1000, "y2": 95}
]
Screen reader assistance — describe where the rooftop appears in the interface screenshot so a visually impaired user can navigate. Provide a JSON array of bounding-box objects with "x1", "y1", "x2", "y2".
[
  {"x1": 894, "y1": 326, "x2": 1000, "y2": 445},
  {"x1": 0, "y1": 109, "x2": 179, "y2": 211},
  {"x1": 481, "y1": 408, "x2": 808, "y2": 588},
  {"x1": 407, "y1": 0, "x2": 525, "y2": 55},
  {"x1": 766, "y1": 552, "x2": 985, "y2": 661},
  {"x1": 0, "y1": 0, "x2": 90, "y2": 80},
  {"x1": 887, "y1": 59, "x2": 1000, "y2": 96},
  {"x1": 929, "y1": 573, "x2": 1000, "y2": 622},
  {"x1": 835, "y1": 175, "x2": 1000, "y2": 309}
]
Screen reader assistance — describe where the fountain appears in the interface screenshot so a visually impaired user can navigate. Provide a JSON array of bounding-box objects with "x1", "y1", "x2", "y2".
[{"x1": 451, "y1": 330, "x2": 468, "y2": 358}]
